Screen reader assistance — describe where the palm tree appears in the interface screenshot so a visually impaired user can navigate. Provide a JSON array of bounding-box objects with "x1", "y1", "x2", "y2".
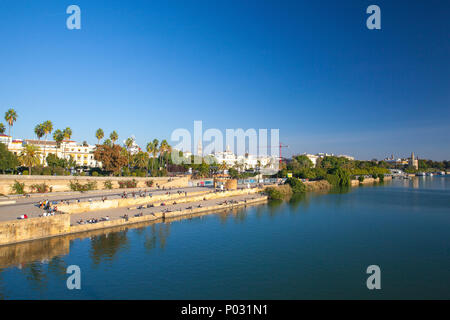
[
  {"x1": 134, "y1": 152, "x2": 149, "y2": 172},
  {"x1": 110, "y1": 131, "x2": 118, "y2": 145},
  {"x1": 0, "y1": 123, "x2": 6, "y2": 134},
  {"x1": 125, "y1": 137, "x2": 134, "y2": 168},
  {"x1": 146, "y1": 141, "x2": 156, "y2": 173},
  {"x1": 103, "y1": 138, "x2": 112, "y2": 147},
  {"x1": 42, "y1": 120, "x2": 53, "y2": 164},
  {"x1": 4, "y1": 108, "x2": 18, "y2": 138},
  {"x1": 19, "y1": 144, "x2": 40, "y2": 175},
  {"x1": 95, "y1": 128, "x2": 104, "y2": 145},
  {"x1": 62, "y1": 127, "x2": 72, "y2": 159},
  {"x1": 159, "y1": 140, "x2": 168, "y2": 169},
  {"x1": 53, "y1": 129, "x2": 64, "y2": 148},
  {"x1": 152, "y1": 139, "x2": 159, "y2": 168},
  {"x1": 34, "y1": 124, "x2": 45, "y2": 140}
]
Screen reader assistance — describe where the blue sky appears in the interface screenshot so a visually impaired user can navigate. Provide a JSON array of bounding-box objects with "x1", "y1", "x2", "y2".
[{"x1": 0, "y1": 0, "x2": 449, "y2": 160}]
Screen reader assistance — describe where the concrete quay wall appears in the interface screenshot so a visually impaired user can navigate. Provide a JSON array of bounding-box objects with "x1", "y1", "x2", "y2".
[{"x1": 0, "y1": 175, "x2": 189, "y2": 195}]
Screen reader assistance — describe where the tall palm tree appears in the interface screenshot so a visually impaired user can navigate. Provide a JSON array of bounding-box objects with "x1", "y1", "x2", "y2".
[
  {"x1": 152, "y1": 139, "x2": 159, "y2": 164},
  {"x1": 4, "y1": 108, "x2": 18, "y2": 138},
  {"x1": 19, "y1": 144, "x2": 40, "y2": 175},
  {"x1": 34, "y1": 124, "x2": 45, "y2": 140},
  {"x1": 125, "y1": 137, "x2": 134, "y2": 168},
  {"x1": 110, "y1": 131, "x2": 118, "y2": 145},
  {"x1": 42, "y1": 120, "x2": 53, "y2": 164},
  {"x1": 53, "y1": 129, "x2": 64, "y2": 148},
  {"x1": 62, "y1": 127, "x2": 72, "y2": 159},
  {"x1": 0, "y1": 123, "x2": 6, "y2": 134},
  {"x1": 95, "y1": 128, "x2": 104, "y2": 145},
  {"x1": 146, "y1": 141, "x2": 155, "y2": 173},
  {"x1": 159, "y1": 140, "x2": 168, "y2": 169}
]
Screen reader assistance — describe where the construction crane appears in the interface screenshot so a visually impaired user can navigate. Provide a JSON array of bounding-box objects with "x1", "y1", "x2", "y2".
[
  {"x1": 278, "y1": 143, "x2": 289, "y2": 166},
  {"x1": 264, "y1": 143, "x2": 289, "y2": 166}
]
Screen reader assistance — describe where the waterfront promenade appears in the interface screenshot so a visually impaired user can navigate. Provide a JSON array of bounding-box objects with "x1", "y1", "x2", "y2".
[{"x1": 0, "y1": 185, "x2": 268, "y2": 246}]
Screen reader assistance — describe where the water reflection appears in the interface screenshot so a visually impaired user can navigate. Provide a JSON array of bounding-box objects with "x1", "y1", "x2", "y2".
[{"x1": 90, "y1": 230, "x2": 130, "y2": 266}]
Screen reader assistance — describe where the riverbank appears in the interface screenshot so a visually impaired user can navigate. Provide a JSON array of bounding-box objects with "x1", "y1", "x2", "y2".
[{"x1": 0, "y1": 187, "x2": 268, "y2": 246}]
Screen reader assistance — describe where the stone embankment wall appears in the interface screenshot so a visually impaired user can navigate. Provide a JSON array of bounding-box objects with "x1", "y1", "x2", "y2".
[
  {"x1": 351, "y1": 176, "x2": 392, "y2": 186},
  {"x1": 0, "y1": 175, "x2": 189, "y2": 195},
  {"x1": 0, "y1": 214, "x2": 70, "y2": 246},
  {"x1": 58, "y1": 187, "x2": 264, "y2": 214}
]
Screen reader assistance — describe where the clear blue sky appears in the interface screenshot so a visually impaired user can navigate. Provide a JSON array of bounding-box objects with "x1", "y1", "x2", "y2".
[{"x1": 0, "y1": 0, "x2": 449, "y2": 160}]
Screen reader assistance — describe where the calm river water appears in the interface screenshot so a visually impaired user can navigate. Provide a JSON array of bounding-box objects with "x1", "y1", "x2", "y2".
[{"x1": 1, "y1": 177, "x2": 449, "y2": 299}]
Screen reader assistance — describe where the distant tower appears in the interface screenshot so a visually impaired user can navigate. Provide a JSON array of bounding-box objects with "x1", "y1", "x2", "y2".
[{"x1": 409, "y1": 152, "x2": 418, "y2": 170}]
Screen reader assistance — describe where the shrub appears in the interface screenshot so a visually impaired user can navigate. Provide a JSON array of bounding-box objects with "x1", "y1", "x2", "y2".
[
  {"x1": 22, "y1": 170, "x2": 29, "y2": 175},
  {"x1": 378, "y1": 173, "x2": 384, "y2": 182},
  {"x1": 265, "y1": 185, "x2": 292, "y2": 200},
  {"x1": 92, "y1": 171, "x2": 99, "y2": 176},
  {"x1": 103, "y1": 180, "x2": 113, "y2": 189},
  {"x1": 30, "y1": 183, "x2": 50, "y2": 193},
  {"x1": 285, "y1": 177, "x2": 306, "y2": 193},
  {"x1": 145, "y1": 180, "x2": 154, "y2": 187},
  {"x1": 358, "y1": 176, "x2": 365, "y2": 182},
  {"x1": 118, "y1": 179, "x2": 138, "y2": 189},
  {"x1": 10, "y1": 180, "x2": 26, "y2": 194},
  {"x1": 372, "y1": 174, "x2": 378, "y2": 179},
  {"x1": 69, "y1": 180, "x2": 97, "y2": 192}
]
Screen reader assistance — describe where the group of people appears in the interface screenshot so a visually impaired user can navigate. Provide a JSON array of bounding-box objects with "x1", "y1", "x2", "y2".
[{"x1": 76, "y1": 216, "x2": 109, "y2": 224}]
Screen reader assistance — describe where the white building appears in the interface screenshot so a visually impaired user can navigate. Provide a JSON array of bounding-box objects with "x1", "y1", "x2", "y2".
[{"x1": 1, "y1": 137, "x2": 101, "y2": 168}]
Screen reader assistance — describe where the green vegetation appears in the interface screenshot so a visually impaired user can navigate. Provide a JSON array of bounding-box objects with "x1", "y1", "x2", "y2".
[
  {"x1": 0, "y1": 143, "x2": 19, "y2": 174},
  {"x1": 10, "y1": 180, "x2": 25, "y2": 194},
  {"x1": 285, "y1": 177, "x2": 306, "y2": 193},
  {"x1": 30, "y1": 183, "x2": 51, "y2": 193},
  {"x1": 265, "y1": 185, "x2": 293, "y2": 200},
  {"x1": 145, "y1": 180, "x2": 154, "y2": 187},
  {"x1": 69, "y1": 180, "x2": 97, "y2": 192},
  {"x1": 118, "y1": 179, "x2": 138, "y2": 188},
  {"x1": 103, "y1": 180, "x2": 113, "y2": 189}
]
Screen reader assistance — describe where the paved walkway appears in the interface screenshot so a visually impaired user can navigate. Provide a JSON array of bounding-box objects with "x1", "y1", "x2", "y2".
[{"x1": 69, "y1": 193, "x2": 267, "y2": 225}]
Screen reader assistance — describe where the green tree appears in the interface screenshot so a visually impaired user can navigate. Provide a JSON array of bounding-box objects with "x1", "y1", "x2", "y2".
[
  {"x1": 0, "y1": 123, "x2": 5, "y2": 134},
  {"x1": 62, "y1": 127, "x2": 72, "y2": 158},
  {"x1": 0, "y1": 143, "x2": 19, "y2": 173},
  {"x1": 4, "y1": 108, "x2": 18, "y2": 138},
  {"x1": 19, "y1": 144, "x2": 41, "y2": 175},
  {"x1": 53, "y1": 129, "x2": 64, "y2": 148},
  {"x1": 110, "y1": 131, "x2": 118, "y2": 145},
  {"x1": 285, "y1": 177, "x2": 306, "y2": 193},
  {"x1": 95, "y1": 128, "x2": 104, "y2": 145},
  {"x1": 42, "y1": 120, "x2": 53, "y2": 163},
  {"x1": 34, "y1": 123, "x2": 45, "y2": 141}
]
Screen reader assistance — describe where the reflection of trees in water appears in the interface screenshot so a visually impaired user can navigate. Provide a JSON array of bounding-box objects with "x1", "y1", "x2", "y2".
[
  {"x1": 158, "y1": 223, "x2": 170, "y2": 249},
  {"x1": 267, "y1": 199, "x2": 285, "y2": 217},
  {"x1": 217, "y1": 211, "x2": 229, "y2": 224},
  {"x1": 288, "y1": 193, "x2": 309, "y2": 211},
  {"x1": 90, "y1": 230, "x2": 130, "y2": 266},
  {"x1": 47, "y1": 256, "x2": 67, "y2": 280},
  {"x1": 233, "y1": 208, "x2": 247, "y2": 223},
  {"x1": 143, "y1": 223, "x2": 171, "y2": 252},
  {"x1": 20, "y1": 262, "x2": 47, "y2": 292}
]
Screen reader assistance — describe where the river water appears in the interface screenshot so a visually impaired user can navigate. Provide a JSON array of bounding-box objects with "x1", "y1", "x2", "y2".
[{"x1": 0, "y1": 177, "x2": 449, "y2": 299}]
